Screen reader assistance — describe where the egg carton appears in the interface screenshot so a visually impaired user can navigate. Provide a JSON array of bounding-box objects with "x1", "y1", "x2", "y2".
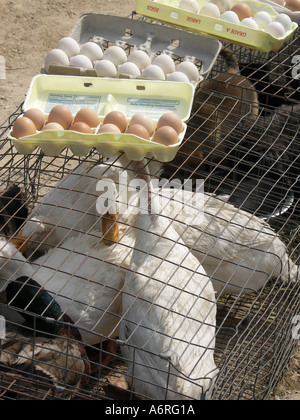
[
  {"x1": 44, "y1": 13, "x2": 222, "y2": 85},
  {"x1": 260, "y1": 0, "x2": 300, "y2": 23},
  {"x1": 135, "y1": 0, "x2": 298, "y2": 52},
  {"x1": 9, "y1": 74, "x2": 194, "y2": 162}
]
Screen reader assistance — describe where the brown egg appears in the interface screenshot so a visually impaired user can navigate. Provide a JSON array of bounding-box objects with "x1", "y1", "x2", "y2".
[
  {"x1": 12, "y1": 117, "x2": 37, "y2": 139},
  {"x1": 70, "y1": 121, "x2": 93, "y2": 133},
  {"x1": 231, "y1": 3, "x2": 252, "y2": 20},
  {"x1": 74, "y1": 108, "x2": 101, "y2": 128},
  {"x1": 126, "y1": 124, "x2": 150, "y2": 140},
  {"x1": 152, "y1": 126, "x2": 179, "y2": 146},
  {"x1": 47, "y1": 105, "x2": 73, "y2": 130},
  {"x1": 156, "y1": 112, "x2": 183, "y2": 134},
  {"x1": 102, "y1": 111, "x2": 128, "y2": 133},
  {"x1": 23, "y1": 108, "x2": 45, "y2": 131},
  {"x1": 42, "y1": 122, "x2": 65, "y2": 131},
  {"x1": 285, "y1": 0, "x2": 300, "y2": 10},
  {"x1": 129, "y1": 113, "x2": 154, "y2": 136},
  {"x1": 97, "y1": 124, "x2": 122, "y2": 134}
]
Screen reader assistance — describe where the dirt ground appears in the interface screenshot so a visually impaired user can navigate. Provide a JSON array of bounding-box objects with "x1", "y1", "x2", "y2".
[{"x1": 0, "y1": 0, "x2": 299, "y2": 400}]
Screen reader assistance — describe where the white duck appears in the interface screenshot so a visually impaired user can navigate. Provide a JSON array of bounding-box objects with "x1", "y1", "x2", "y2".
[
  {"x1": 0, "y1": 228, "x2": 134, "y2": 351},
  {"x1": 118, "y1": 161, "x2": 218, "y2": 400}
]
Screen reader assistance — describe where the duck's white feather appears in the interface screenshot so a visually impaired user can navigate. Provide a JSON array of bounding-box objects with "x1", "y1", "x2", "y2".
[
  {"x1": 21, "y1": 159, "x2": 160, "y2": 255},
  {"x1": 30, "y1": 229, "x2": 134, "y2": 345},
  {"x1": 0, "y1": 229, "x2": 134, "y2": 345},
  {"x1": 21, "y1": 162, "x2": 108, "y2": 254},
  {"x1": 0, "y1": 239, "x2": 34, "y2": 292},
  {"x1": 158, "y1": 189, "x2": 299, "y2": 295}
]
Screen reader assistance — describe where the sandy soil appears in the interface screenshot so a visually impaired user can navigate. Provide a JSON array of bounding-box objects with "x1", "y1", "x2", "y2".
[
  {"x1": 0, "y1": 0, "x2": 298, "y2": 400},
  {"x1": 0, "y1": 0, "x2": 135, "y2": 123}
]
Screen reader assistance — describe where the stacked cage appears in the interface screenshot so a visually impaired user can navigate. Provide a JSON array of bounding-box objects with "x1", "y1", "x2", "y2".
[{"x1": 0, "y1": 15, "x2": 299, "y2": 401}]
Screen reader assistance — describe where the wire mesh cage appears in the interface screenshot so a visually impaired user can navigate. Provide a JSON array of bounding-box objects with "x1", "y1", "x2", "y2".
[{"x1": 0, "y1": 23, "x2": 299, "y2": 401}]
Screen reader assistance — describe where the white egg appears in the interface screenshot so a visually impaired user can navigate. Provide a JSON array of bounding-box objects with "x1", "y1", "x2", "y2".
[
  {"x1": 176, "y1": 61, "x2": 200, "y2": 83},
  {"x1": 94, "y1": 59, "x2": 117, "y2": 77},
  {"x1": 275, "y1": 14, "x2": 292, "y2": 32},
  {"x1": 44, "y1": 49, "x2": 69, "y2": 73},
  {"x1": 221, "y1": 11, "x2": 240, "y2": 24},
  {"x1": 253, "y1": 11, "x2": 272, "y2": 29},
  {"x1": 210, "y1": 0, "x2": 231, "y2": 13},
  {"x1": 167, "y1": 71, "x2": 190, "y2": 82},
  {"x1": 128, "y1": 50, "x2": 151, "y2": 71},
  {"x1": 117, "y1": 62, "x2": 141, "y2": 78},
  {"x1": 179, "y1": 0, "x2": 200, "y2": 13},
  {"x1": 102, "y1": 46, "x2": 127, "y2": 67},
  {"x1": 141, "y1": 65, "x2": 166, "y2": 81},
  {"x1": 200, "y1": 3, "x2": 221, "y2": 18},
  {"x1": 80, "y1": 42, "x2": 103, "y2": 62},
  {"x1": 241, "y1": 18, "x2": 259, "y2": 29},
  {"x1": 152, "y1": 54, "x2": 176, "y2": 75},
  {"x1": 69, "y1": 54, "x2": 93, "y2": 69},
  {"x1": 265, "y1": 22, "x2": 286, "y2": 38},
  {"x1": 56, "y1": 37, "x2": 80, "y2": 58}
]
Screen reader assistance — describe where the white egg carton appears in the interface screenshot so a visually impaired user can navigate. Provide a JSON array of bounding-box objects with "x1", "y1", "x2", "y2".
[
  {"x1": 43, "y1": 13, "x2": 222, "y2": 85},
  {"x1": 9, "y1": 74, "x2": 194, "y2": 162}
]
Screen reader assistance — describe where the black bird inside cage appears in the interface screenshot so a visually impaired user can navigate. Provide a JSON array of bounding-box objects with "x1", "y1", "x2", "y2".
[{"x1": 0, "y1": 30, "x2": 299, "y2": 401}]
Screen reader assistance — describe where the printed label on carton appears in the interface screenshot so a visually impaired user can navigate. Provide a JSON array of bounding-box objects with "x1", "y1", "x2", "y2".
[
  {"x1": 187, "y1": 16, "x2": 202, "y2": 25},
  {"x1": 147, "y1": 4, "x2": 159, "y2": 12},
  {"x1": 226, "y1": 27, "x2": 247, "y2": 37},
  {"x1": 45, "y1": 93, "x2": 101, "y2": 114},
  {"x1": 126, "y1": 98, "x2": 181, "y2": 119}
]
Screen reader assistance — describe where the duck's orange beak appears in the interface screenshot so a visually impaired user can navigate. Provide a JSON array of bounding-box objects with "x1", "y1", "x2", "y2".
[
  {"x1": 12, "y1": 229, "x2": 31, "y2": 254},
  {"x1": 102, "y1": 213, "x2": 119, "y2": 246}
]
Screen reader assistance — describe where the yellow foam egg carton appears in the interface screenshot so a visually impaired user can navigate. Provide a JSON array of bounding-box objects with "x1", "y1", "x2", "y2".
[
  {"x1": 135, "y1": 0, "x2": 298, "y2": 52},
  {"x1": 9, "y1": 74, "x2": 194, "y2": 162}
]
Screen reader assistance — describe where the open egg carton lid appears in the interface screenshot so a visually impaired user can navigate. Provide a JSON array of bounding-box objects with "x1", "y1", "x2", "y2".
[
  {"x1": 44, "y1": 13, "x2": 222, "y2": 85},
  {"x1": 135, "y1": 0, "x2": 298, "y2": 52},
  {"x1": 9, "y1": 74, "x2": 194, "y2": 162},
  {"x1": 260, "y1": 0, "x2": 300, "y2": 23}
]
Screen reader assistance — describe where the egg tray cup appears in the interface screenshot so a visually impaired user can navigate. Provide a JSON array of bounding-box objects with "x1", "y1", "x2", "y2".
[
  {"x1": 8, "y1": 74, "x2": 194, "y2": 162},
  {"x1": 44, "y1": 13, "x2": 222, "y2": 86},
  {"x1": 260, "y1": 0, "x2": 300, "y2": 23},
  {"x1": 135, "y1": 0, "x2": 298, "y2": 52}
]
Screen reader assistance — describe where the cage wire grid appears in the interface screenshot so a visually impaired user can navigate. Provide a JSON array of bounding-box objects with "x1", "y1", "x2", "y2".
[{"x1": 0, "y1": 24, "x2": 299, "y2": 400}]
